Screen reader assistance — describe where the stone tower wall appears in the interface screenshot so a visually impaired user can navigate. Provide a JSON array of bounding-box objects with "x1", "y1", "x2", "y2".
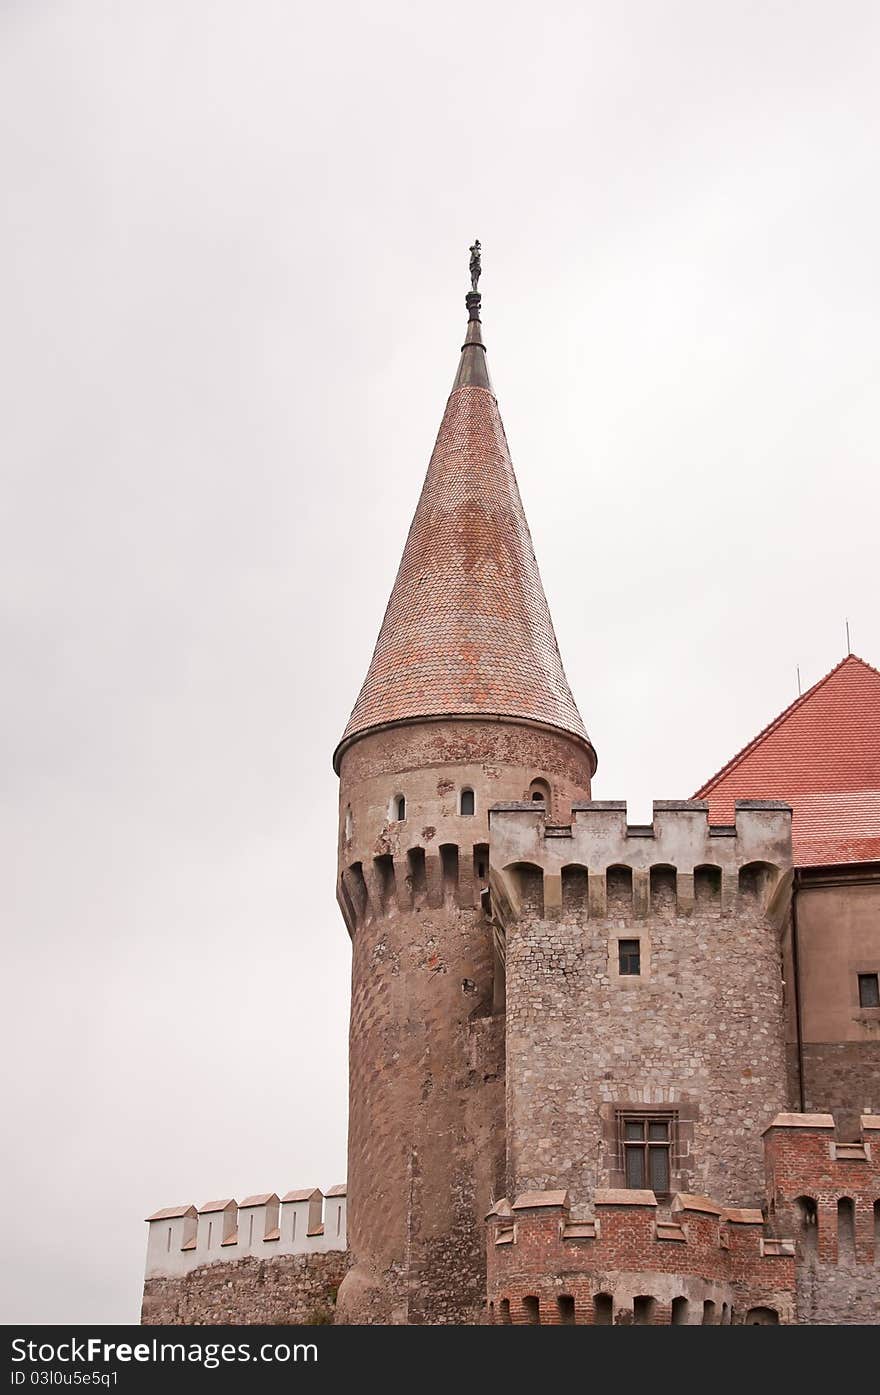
[
  {"x1": 490, "y1": 800, "x2": 793, "y2": 1212},
  {"x1": 335, "y1": 718, "x2": 593, "y2": 1324}
]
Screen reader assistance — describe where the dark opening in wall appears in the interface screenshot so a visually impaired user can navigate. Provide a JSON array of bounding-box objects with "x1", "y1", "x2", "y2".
[
  {"x1": 702, "y1": 1299, "x2": 717, "y2": 1325},
  {"x1": 738, "y1": 860, "x2": 776, "y2": 907},
  {"x1": 837, "y1": 1196, "x2": 855, "y2": 1263},
  {"x1": 606, "y1": 864, "x2": 633, "y2": 915},
  {"x1": 858, "y1": 972, "x2": 880, "y2": 1008},
  {"x1": 474, "y1": 843, "x2": 489, "y2": 883},
  {"x1": 633, "y1": 1295, "x2": 655, "y2": 1325},
  {"x1": 745, "y1": 1306, "x2": 778, "y2": 1325},
  {"x1": 649, "y1": 865, "x2": 677, "y2": 918},
  {"x1": 618, "y1": 938, "x2": 641, "y2": 976},
  {"x1": 440, "y1": 843, "x2": 459, "y2": 901},
  {"x1": 499, "y1": 1298, "x2": 511, "y2": 1325},
  {"x1": 510, "y1": 862, "x2": 544, "y2": 917},
  {"x1": 373, "y1": 854, "x2": 395, "y2": 913},
  {"x1": 694, "y1": 864, "x2": 722, "y2": 907},
  {"x1": 347, "y1": 862, "x2": 369, "y2": 922},
  {"x1": 795, "y1": 1196, "x2": 818, "y2": 1258},
  {"x1": 460, "y1": 788, "x2": 475, "y2": 816},
  {"x1": 671, "y1": 1295, "x2": 689, "y2": 1325},
  {"x1": 393, "y1": 794, "x2": 406, "y2": 822},
  {"x1": 557, "y1": 1295, "x2": 575, "y2": 1325},
  {"x1": 562, "y1": 864, "x2": 589, "y2": 916},
  {"x1": 406, "y1": 847, "x2": 427, "y2": 905},
  {"x1": 522, "y1": 1295, "x2": 540, "y2": 1325},
  {"x1": 593, "y1": 1293, "x2": 613, "y2": 1326},
  {"x1": 528, "y1": 778, "x2": 551, "y2": 807}
]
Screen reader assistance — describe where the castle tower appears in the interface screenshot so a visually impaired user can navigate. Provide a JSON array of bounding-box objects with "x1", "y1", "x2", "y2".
[{"x1": 333, "y1": 247, "x2": 596, "y2": 1323}]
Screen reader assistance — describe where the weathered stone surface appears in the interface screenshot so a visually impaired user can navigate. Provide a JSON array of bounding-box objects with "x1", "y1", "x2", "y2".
[{"x1": 141, "y1": 1251, "x2": 349, "y2": 1326}]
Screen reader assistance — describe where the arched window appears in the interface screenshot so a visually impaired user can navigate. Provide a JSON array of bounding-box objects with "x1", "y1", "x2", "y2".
[
  {"x1": 522, "y1": 1295, "x2": 540, "y2": 1325},
  {"x1": 460, "y1": 788, "x2": 475, "y2": 816},
  {"x1": 344, "y1": 807, "x2": 353, "y2": 841},
  {"x1": 593, "y1": 1292, "x2": 613, "y2": 1326},
  {"x1": 671, "y1": 1295, "x2": 689, "y2": 1325},
  {"x1": 557, "y1": 1294, "x2": 575, "y2": 1324},
  {"x1": 529, "y1": 778, "x2": 551, "y2": 805},
  {"x1": 393, "y1": 794, "x2": 406, "y2": 822}
]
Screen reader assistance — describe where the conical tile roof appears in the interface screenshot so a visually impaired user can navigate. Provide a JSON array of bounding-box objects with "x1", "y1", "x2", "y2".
[
  {"x1": 695, "y1": 654, "x2": 880, "y2": 865},
  {"x1": 334, "y1": 283, "x2": 593, "y2": 772}
]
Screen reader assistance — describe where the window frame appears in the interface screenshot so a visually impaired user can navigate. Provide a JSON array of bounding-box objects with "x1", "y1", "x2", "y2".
[
  {"x1": 618, "y1": 938, "x2": 641, "y2": 976},
  {"x1": 858, "y1": 971, "x2": 880, "y2": 1009},
  {"x1": 616, "y1": 1110, "x2": 676, "y2": 1196}
]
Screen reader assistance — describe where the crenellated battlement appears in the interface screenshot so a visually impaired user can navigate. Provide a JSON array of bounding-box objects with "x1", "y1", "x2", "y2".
[
  {"x1": 764, "y1": 1114, "x2": 880, "y2": 1268},
  {"x1": 337, "y1": 841, "x2": 490, "y2": 933},
  {"x1": 144, "y1": 1185, "x2": 347, "y2": 1280},
  {"x1": 487, "y1": 798, "x2": 792, "y2": 923},
  {"x1": 486, "y1": 1187, "x2": 797, "y2": 1325}
]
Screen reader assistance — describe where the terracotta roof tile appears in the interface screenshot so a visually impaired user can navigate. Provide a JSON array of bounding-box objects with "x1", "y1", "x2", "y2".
[
  {"x1": 334, "y1": 321, "x2": 593, "y2": 771},
  {"x1": 695, "y1": 655, "x2": 880, "y2": 866}
]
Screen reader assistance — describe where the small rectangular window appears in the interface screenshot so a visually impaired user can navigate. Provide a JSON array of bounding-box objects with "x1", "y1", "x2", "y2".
[
  {"x1": 618, "y1": 939, "x2": 640, "y2": 975},
  {"x1": 858, "y1": 973, "x2": 880, "y2": 1008}
]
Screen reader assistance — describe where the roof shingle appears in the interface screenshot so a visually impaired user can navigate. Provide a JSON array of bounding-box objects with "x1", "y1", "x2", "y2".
[
  {"x1": 334, "y1": 319, "x2": 593, "y2": 771},
  {"x1": 695, "y1": 654, "x2": 880, "y2": 866}
]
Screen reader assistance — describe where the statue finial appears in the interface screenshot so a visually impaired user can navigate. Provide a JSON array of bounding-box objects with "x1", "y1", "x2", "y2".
[{"x1": 469, "y1": 239, "x2": 481, "y2": 293}]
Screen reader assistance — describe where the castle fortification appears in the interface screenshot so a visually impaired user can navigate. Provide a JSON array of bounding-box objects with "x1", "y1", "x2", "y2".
[{"x1": 141, "y1": 252, "x2": 880, "y2": 1326}]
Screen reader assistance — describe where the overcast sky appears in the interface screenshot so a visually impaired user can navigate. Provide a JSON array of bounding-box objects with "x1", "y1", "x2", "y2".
[{"x1": 2, "y1": 2, "x2": 879, "y2": 1324}]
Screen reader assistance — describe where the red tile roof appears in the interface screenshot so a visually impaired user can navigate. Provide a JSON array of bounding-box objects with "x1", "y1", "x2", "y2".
[
  {"x1": 695, "y1": 655, "x2": 880, "y2": 866},
  {"x1": 334, "y1": 321, "x2": 593, "y2": 771}
]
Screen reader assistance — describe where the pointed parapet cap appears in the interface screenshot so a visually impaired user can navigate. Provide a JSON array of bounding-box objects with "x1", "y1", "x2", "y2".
[
  {"x1": 762, "y1": 1112, "x2": 835, "y2": 1133},
  {"x1": 281, "y1": 1187, "x2": 322, "y2": 1203},
  {"x1": 724, "y1": 1208, "x2": 766, "y2": 1225},
  {"x1": 198, "y1": 1198, "x2": 236, "y2": 1213},
  {"x1": 239, "y1": 1193, "x2": 279, "y2": 1209},
  {"x1": 594, "y1": 1188, "x2": 657, "y2": 1207},
  {"x1": 145, "y1": 1204, "x2": 197, "y2": 1222},
  {"x1": 761, "y1": 1237, "x2": 796, "y2": 1257},
  {"x1": 563, "y1": 1220, "x2": 597, "y2": 1240},
  {"x1": 512, "y1": 1189, "x2": 568, "y2": 1211},
  {"x1": 486, "y1": 1197, "x2": 513, "y2": 1220},
  {"x1": 862, "y1": 1115, "x2": 880, "y2": 1131},
  {"x1": 324, "y1": 1183, "x2": 347, "y2": 1197},
  {"x1": 672, "y1": 1194, "x2": 724, "y2": 1217},
  {"x1": 656, "y1": 1220, "x2": 687, "y2": 1242}
]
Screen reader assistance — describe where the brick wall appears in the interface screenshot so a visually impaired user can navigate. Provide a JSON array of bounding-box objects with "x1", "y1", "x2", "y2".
[
  {"x1": 764, "y1": 1114, "x2": 880, "y2": 1324},
  {"x1": 486, "y1": 1192, "x2": 796, "y2": 1325}
]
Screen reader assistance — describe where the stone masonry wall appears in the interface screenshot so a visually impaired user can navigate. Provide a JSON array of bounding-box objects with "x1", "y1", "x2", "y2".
[
  {"x1": 141, "y1": 1251, "x2": 350, "y2": 1325},
  {"x1": 492, "y1": 802, "x2": 793, "y2": 1212},
  {"x1": 800, "y1": 1043, "x2": 880, "y2": 1141}
]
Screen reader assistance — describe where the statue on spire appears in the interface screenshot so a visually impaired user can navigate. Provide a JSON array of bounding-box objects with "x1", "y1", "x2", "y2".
[{"x1": 469, "y1": 239, "x2": 481, "y2": 293}]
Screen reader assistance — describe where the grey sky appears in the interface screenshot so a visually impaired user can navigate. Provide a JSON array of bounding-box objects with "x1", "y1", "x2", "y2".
[{"x1": 2, "y1": 2, "x2": 878, "y2": 1323}]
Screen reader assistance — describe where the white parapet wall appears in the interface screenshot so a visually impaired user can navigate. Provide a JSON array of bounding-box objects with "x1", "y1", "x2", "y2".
[{"x1": 144, "y1": 1185, "x2": 347, "y2": 1280}]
